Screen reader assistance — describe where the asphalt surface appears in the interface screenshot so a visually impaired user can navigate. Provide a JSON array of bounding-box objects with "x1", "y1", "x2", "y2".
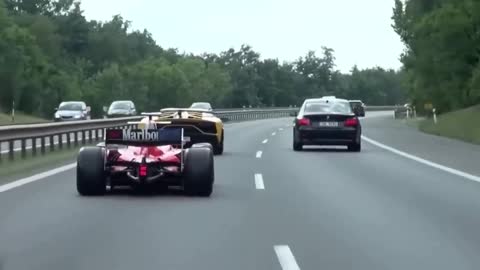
[{"x1": 1, "y1": 112, "x2": 480, "y2": 270}]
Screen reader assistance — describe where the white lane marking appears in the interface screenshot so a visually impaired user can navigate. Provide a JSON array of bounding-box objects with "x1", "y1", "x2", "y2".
[
  {"x1": 274, "y1": 245, "x2": 301, "y2": 270},
  {"x1": 362, "y1": 136, "x2": 480, "y2": 183},
  {"x1": 254, "y1": 174, "x2": 265, "y2": 189},
  {"x1": 272, "y1": 132, "x2": 276, "y2": 136},
  {"x1": 262, "y1": 139, "x2": 268, "y2": 144},
  {"x1": 256, "y1": 151, "x2": 263, "y2": 158},
  {"x1": 279, "y1": 128, "x2": 284, "y2": 131},
  {"x1": 0, "y1": 163, "x2": 77, "y2": 193}
]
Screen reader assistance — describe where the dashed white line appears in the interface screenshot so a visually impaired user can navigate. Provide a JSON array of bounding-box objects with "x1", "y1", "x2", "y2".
[
  {"x1": 274, "y1": 245, "x2": 301, "y2": 270},
  {"x1": 254, "y1": 174, "x2": 265, "y2": 189},
  {"x1": 279, "y1": 128, "x2": 284, "y2": 131},
  {"x1": 0, "y1": 163, "x2": 77, "y2": 193},
  {"x1": 262, "y1": 139, "x2": 268, "y2": 144},
  {"x1": 272, "y1": 132, "x2": 276, "y2": 136},
  {"x1": 256, "y1": 151, "x2": 263, "y2": 158},
  {"x1": 362, "y1": 135, "x2": 480, "y2": 183}
]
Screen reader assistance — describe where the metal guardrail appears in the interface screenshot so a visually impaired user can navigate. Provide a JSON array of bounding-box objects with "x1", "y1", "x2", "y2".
[{"x1": 0, "y1": 106, "x2": 399, "y2": 162}]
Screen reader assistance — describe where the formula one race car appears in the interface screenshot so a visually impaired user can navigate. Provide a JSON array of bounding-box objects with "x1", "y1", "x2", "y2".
[
  {"x1": 137, "y1": 109, "x2": 224, "y2": 155},
  {"x1": 76, "y1": 123, "x2": 214, "y2": 197}
]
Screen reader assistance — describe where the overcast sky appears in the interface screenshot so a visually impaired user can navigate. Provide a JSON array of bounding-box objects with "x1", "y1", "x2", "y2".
[{"x1": 78, "y1": 0, "x2": 405, "y2": 73}]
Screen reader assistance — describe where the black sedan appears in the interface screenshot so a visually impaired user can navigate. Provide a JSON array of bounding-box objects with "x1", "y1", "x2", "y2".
[{"x1": 292, "y1": 98, "x2": 362, "y2": 152}]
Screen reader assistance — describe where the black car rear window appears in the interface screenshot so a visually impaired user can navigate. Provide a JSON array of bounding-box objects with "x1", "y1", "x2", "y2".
[{"x1": 304, "y1": 101, "x2": 352, "y2": 114}]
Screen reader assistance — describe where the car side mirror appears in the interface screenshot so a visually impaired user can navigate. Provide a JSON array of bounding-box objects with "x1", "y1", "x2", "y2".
[{"x1": 86, "y1": 106, "x2": 91, "y2": 112}]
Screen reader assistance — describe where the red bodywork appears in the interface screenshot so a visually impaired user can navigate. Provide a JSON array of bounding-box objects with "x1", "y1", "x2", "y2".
[{"x1": 108, "y1": 145, "x2": 183, "y2": 174}]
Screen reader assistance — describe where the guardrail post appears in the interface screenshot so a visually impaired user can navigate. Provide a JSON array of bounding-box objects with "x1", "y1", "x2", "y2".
[
  {"x1": 58, "y1": 134, "x2": 63, "y2": 150},
  {"x1": 40, "y1": 137, "x2": 45, "y2": 155},
  {"x1": 32, "y1": 138, "x2": 37, "y2": 157},
  {"x1": 94, "y1": 129, "x2": 99, "y2": 142},
  {"x1": 81, "y1": 130, "x2": 86, "y2": 145},
  {"x1": 8, "y1": 140, "x2": 14, "y2": 161},
  {"x1": 21, "y1": 139, "x2": 26, "y2": 159},
  {"x1": 49, "y1": 135, "x2": 54, "y2": 152},
  {"x1": 88, "y1": 130, "x2": 93, "y2": 144},
  {"x1": 74, "y1": 132, "x2": 79, "y2": 147},
  {"x1": 66, "y1": 133, "x2": 71, "y2": 148}
]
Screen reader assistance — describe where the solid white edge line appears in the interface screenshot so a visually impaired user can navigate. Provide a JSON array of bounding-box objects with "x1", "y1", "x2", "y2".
[
  {"x1": 254, "y1": 173, "x2": 265, "y2": 189},
  {"x1": 362, "y1": 135, "x2": 480, "y2": 183},
  {"x1": 256, "y1": 151, "x2": 263, "y2": 158},
  {"x1": 262, "y1": 139, "x2": 268, "y2": 144},
  {"x1": 274, "y1": 245, "x2": 301, "y2": 270},
  {"x1": 0, "y1": 163, "x2": 77, "y2": 193}
]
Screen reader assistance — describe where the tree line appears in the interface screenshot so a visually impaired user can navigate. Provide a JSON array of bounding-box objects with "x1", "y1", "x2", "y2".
[
  {"x1": 0, "y1": 0, "x2": 407, "y2": 118},
  {"x1": 392, "y1": 0, "x2": 480, "y2": 113}
]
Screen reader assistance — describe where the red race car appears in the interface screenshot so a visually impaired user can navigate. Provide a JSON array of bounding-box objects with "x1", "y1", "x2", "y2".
[{"x1": 76, "y1": 119, "x2": 214, "y2": 197}]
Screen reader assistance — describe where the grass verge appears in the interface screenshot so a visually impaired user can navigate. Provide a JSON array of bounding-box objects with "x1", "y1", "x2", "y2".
[
  {"x1": 0, "y1": 112, "x2": 49, "y2": 125},
  {"x1": 402, "y1": 117, "x2": 424, "y2": 128},
  {"x1": 0, "y1": 145, "x2": 85, "y2": 185},
  {"x1": 417, "y1": 105, "x2": 480, "y2": 145}
]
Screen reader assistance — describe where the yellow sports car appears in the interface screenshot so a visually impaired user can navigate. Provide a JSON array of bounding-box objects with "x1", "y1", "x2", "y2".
[{"x1": 137, "y1": 108, "x2": 224, "y2": 155}]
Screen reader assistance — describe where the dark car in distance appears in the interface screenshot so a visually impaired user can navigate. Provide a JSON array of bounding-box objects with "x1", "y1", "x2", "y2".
[
  {"x1": 190, "y1": 102, "x2": 213, "y2": 111},
  {"x1": 106, "y1": 100, "x2": 137, "y2": 118},
  {"x1": 293, "y1": 97, "x2": 362, "y2": 152},
  {"x1": 54, "y1": 101, "x2": 91, "y2": 122},
  {"x1": 348, "y1": 100, "x2": 365, "y2": 117}
]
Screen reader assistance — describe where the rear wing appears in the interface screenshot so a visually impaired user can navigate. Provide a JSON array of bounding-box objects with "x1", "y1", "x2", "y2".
[
  {"x1": 105, "y1": 127, "x2": 189, "y2": 146},
  {"x1": 141, "y1": 109, "x2": 213, "y2": 119}
]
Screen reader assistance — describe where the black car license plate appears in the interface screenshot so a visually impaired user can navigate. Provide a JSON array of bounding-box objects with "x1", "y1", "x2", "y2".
[{"x1": 317, "y1": 121, "x2": 339, "y2": 127}]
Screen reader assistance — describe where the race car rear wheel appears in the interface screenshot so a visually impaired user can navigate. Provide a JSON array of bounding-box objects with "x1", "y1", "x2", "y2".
[
  {"x1": 183, "y1": 147, "x2": 214, "y2": 196},
  {"x1": 213, "y1": 129, "x2": 224, "y2": 155},
  {"x1": 77, "y1": 146, "x2": 106, "y2": 196}
]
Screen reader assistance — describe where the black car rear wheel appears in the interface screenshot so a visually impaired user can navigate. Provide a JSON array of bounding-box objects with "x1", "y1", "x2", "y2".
[
  {"x1": 348, "y1": 141, "x2": 361, "y2": 152},
  {"x1": 77, "y1": 146, "x2": 106, "y2": 196},
  {"x1": 293, "y1": 129, "x2": 303, "y2": 151},
  {"x1": 183, "y1": 147, "x2": 214, "y2": 196}
]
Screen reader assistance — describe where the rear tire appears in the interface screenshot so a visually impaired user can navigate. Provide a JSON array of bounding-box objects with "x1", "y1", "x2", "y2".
[
  {"x1": 183, "y1": 147, "x2": 214, "y2": 196},
  {"x1": 293, "y1": 129, "x2": 302, "y2": 151},
  {"x1": 213, "y1": 129, "x2": 224, "y2": 155},
  {"x1": 77, "y1": 147, "x2": 106, "y2": 196},
  {"x1": 348, "y1": 142, "x2": 361, "y2": 152},
  {"x1": 293, "y1": 141, "x2": 302, "y2": 151}
]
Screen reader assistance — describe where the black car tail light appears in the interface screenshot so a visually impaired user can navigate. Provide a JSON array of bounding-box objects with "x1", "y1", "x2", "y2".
[
  {"x1": 344, "y1": 118, "x2": 358, "y2": 127},
  {"x1": 297, "y1": 118, "x2": 310, "y2": 126}
]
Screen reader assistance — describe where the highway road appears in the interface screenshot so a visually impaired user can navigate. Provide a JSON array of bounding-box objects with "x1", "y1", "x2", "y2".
[{"x1": 1, "y1": 111, "x2": 480, "y2": 270}]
